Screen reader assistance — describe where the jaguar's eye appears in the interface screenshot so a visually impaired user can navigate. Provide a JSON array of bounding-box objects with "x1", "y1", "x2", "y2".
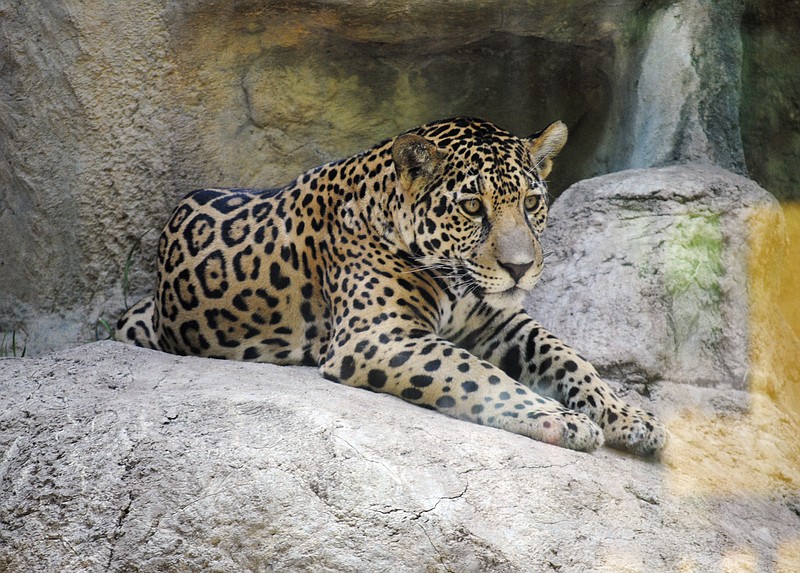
[
  {"x1": 461, "y1": 197, "x2": 483, "y2": 216},
  {"x1": 524, "y1": 194, "x2": 543, "y2": 212}
]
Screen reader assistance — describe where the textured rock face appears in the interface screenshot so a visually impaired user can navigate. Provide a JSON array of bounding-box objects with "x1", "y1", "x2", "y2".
[
  {"x1": 530, "y1": 164, "x2": 799, "y2": 400},
  {"x1": 1, "y1": 0, "x2": 780, "y2": 356},
  {"x1": 1, "y1": 342, "x2": 798, "y2": 572}
]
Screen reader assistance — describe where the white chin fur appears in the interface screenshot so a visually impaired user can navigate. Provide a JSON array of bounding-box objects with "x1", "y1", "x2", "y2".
[{"x1": 482, "y1": 287, "x2": 527, "y2": 308}]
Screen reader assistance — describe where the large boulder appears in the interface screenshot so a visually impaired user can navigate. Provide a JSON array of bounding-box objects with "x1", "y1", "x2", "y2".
[
  {"x1": 529, "y1": 164, "x2": 799, "y2": 405},
  {"x1": 1, "y1": 341, "x2": 798, "y2": 572}
]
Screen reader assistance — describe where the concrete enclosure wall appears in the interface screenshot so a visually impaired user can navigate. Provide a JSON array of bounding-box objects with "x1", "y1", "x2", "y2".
[{"x1": 0, "y1": 0, "x2": 797, "y2": 355}]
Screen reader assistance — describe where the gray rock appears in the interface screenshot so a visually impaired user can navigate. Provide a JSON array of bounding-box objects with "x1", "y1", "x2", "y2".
[
  {"x1": 529, "y1": 164, "x2": 800, "y2": 396},
  {"x1": 1, "y1": 341, "x2": 799, "y2": 572}
]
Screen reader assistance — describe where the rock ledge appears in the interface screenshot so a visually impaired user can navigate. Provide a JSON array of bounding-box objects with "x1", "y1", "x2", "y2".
[{"x1": 1, "y1": 341, "x2": 798, "y2": 572}]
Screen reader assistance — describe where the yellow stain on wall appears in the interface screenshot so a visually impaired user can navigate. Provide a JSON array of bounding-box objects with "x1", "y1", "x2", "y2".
[
  {"x1": 664, "y1": 202, "x2": 800, "y2": 496},
  {"x1": 747, "y1": 202, "x2": 800, "y2": 409},
  {"x1": 663, "y1": 394, "x2": 800, "y2": 495},
  {"x1": 661, "y1": 202, "x2": 800, "y2": 570},
  {"x1": 776, "y1": 203, "x2": 800, "y2": 340}
]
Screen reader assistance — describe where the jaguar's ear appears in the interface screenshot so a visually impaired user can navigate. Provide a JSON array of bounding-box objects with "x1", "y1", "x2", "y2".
[
  {"x1": 526, "y1": 121, "x2": 568, "y2": 179},
  {"x1": 392, "y1": 133, "x2": 446, "y2": 191}
]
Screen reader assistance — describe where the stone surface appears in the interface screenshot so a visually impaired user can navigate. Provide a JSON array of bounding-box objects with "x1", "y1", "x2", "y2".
[
  {"x1": 1, "y1": 0, "x2": 779, "y2": 356},
  {"x1": 1, "y1": 341, "x2": 799, "y2": 572},
  {"x1": 529, "y1": 164, "x2": 800, "y2": 398}
]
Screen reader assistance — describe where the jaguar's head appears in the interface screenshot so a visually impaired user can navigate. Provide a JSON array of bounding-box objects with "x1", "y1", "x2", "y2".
[{"x1": 391, "y1": 117, "x2": 567, "y2": 305}]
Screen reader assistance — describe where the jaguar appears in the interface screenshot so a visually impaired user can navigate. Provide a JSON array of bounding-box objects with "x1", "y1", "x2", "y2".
[{"x1": 116, "y1": 117, "x2": 666, "y2": 456}]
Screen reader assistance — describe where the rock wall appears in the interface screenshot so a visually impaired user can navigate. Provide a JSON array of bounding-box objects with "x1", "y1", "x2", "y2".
[
  {"x1": 0, "y1": 0, "x2": 797, "y2": 359},
  {"x1": 529, "y1": 164, "x2": 800, "y2": 416}
]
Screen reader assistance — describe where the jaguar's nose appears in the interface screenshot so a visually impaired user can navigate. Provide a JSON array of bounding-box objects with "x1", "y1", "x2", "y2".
[{"x1": 499, "y1": 260, "x2": 533, "y2": 282}]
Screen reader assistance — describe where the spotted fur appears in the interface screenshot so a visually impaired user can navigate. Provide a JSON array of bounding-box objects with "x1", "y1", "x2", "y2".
[{"x1": 116, "y1": 117, "x2": 666, "y2": 456}]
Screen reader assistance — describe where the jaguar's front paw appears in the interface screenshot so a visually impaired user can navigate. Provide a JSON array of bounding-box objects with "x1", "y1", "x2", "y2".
[{"x1": 604, "y1": 407, "x2": 667, "y2": 457}]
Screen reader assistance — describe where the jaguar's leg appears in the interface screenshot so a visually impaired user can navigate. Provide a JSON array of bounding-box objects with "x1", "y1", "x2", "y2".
[
  {"x1": 320, "y1": 327, "x2": 603, "y2": 453},
  {"x1": 458, "y1": 308, "x2": 666, "y2": 456}
]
